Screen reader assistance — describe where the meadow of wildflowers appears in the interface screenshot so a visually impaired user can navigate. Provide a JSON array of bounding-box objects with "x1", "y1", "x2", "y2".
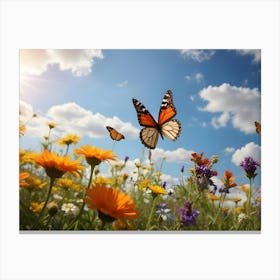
[{"x1": 19, "y1": 118, "x2": 261, "y2": 231}]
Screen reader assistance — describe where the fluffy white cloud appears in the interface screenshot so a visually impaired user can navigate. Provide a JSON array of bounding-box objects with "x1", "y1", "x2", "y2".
[
  {"x1": 20, "y1": 101, "x2": 139, "y2": 139},
  {"x1": 20, "y1": 49, "x2": 103, "y2": 77},
  {"x1": 199, "y1": 83, "x2": 261, "y2": 134},
  {"x1": 236, "y1": 49, "x2": 261, "y2": 64},
  {"x1": 211, "y1": 112, "x2": 230, "y2": 128},
  {"x1": 185, "y1": 72, "x2": 204, "y2": 83},
  {"x1": 117, "y1": 80, "x2": 128, "y2": 87},
  {"x1": 150, "y1": 147, "x2": 194, "y2": 163},
  {"x1": 224, "y1": 147, "x2": 235, "y2": 154},
  {"x1": 231, "y1": 142, "x2": 261, "y2": 166},
  {"x1": 20, "y1": 100, "x2": 54, "y2": 138},
  {"x1": 180, "y1": 50, "x2": 215, "y2": 62}
]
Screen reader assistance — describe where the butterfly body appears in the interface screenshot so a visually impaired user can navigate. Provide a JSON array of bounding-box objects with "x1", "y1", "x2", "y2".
[
  {"x1": 132, "y1": 90, "x2": 181, "y2": 149},
  {"x1": 106, "y1": 126, "x2": 125, "y2": 141},
  {"x1": 255, "y1": 121, "x2": 261, "y2": 134}
]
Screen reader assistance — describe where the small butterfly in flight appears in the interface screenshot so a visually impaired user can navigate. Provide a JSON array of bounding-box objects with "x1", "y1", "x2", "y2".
[
  {"x1": 255, "y1": 121, "x2": 261, "y2": 134},
  {"x1": 106, "y1": 126, "x2": 125, "y2": 141},
  {"x1": 132, "y1": 90, "x2": 181, "y2": 149}
]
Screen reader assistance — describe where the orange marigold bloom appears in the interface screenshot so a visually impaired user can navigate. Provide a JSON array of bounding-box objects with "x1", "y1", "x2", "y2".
[
  {"x1": 30, "y1": 150, "x2": 84, "y2": 179},
  {"x1": 84, "y1": 184, "x2": 139, "y2": 221},
  {"x1": 19, "y1": 172, "x2": 30, "y2": 187},
  {"x1": 74, "y1": 145, "x2": 117, "y2": 166},
  {"x1": 222, "y1": 170, "x2": 237, "y2": 188}
]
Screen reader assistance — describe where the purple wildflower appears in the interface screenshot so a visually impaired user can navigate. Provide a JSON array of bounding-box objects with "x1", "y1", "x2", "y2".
[
  {"x1": 178, "y1": 201, "x2": 200, "y2": 226},
  {"x1": 240, "y1": 157, "x2": 260, "y2": 179},
  {"x1": 124, "y1": 156, "x2": 129, "y2": 163},
  {"x1": 181, "y1": 165, "x2": 184, "y2": 173},
  {"x1": 162, "y1": 181, "x2": 167, "y2": 189},
  {"x1": 195, "y1": 165, "x2": 217, "y2": 191}
]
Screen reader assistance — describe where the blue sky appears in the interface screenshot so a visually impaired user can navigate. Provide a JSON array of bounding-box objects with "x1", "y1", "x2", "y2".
[{"x1": 19, "y1": 49, "x2": 261, "y2": 188}]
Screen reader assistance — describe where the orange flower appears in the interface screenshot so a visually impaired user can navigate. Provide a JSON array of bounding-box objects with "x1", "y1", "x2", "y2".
[
  {"x1": 84, "y1": 184, "x2": 138, "y2": 221},
  {"x1": 30, "y1": 150, "x2": 84, "y2": 179},
  {"x1": 222, "y1": 170, "x2": 237, "y2": 188},
  {"x1": 74, "y1": 145, "x2": 117, "y2": 166},
  {"x1": 190, "y1": 152, "x2": 210, "y2": 166},
  {"x1": 19, "y1": 172, "x2": 30, "y2": 187}
]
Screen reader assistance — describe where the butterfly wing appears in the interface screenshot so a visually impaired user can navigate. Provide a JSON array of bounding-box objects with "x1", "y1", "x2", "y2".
[
  {"x1": 132, "y1": 98, "x2": 161, "y2": 149},
  {"x1": 158, "y1": 90, "x2": 177, "y2": 125},
  {"x1": 140, "y1": 127, "x2": 160, "y2": 149},
  {"x1": 132, "y1": 98, "x2": 159, "y2": 127},
  {"x1": 158, "y1": 90, "x2": 181, "y2": 140},
  {"x1": 255, "y1": 121, "x2": 261, "y2": 134},
  {"x1": 161, "y1": 119, "x2": 181, "y2": 141},
  {"x1": 106, "y1": 126, "x2": 125, "y2": 141}
]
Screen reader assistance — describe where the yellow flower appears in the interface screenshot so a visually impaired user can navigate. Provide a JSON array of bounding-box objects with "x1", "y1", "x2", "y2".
[
  {"x1": 30, "y1": 150, "x2": 84, "y2": 179},
  {"x1": 207, "y1": 193, "x2": 220, "y2": 201},
  {"x1": 24, "y1": 175, "x2": 47, "y2": 190},
  {"x1": 57, "y1": 178, "x2": 73, "y2": 188},
  {"x1": 221, "y1": 207, "x2": 229, "y2": 214},
  {"x1": 19, "y1": 125, "x2": 26, "y2": 137},
  {"x1": 256, "y1": 196, "x2": 261, "y2": 203},
  {"x1": 138, "y1": 179, "x2": 150, "y2": 190},
  {"x1": 48, "y1": 122, "x2": 56, "y2": 129},
  {"x1": 84, "y1": 184, "x2": 139, "y2": 221},
  {"x1": 74, "y1": 145, "x2": 117, "y2": 166},
  {"x1": 56, "y1": 134, "x2": 81, "y2": 146},
  {"x1": 147, "y1": 184, "x2": 167, "y2": 195},
  {"x1": 94, "y1": 176, "x2": 112, "y2": 185},
  {"x1": 51, "y1": 187, "x2": 58, "y2": 193},
  {"x1": 233, "y1": 206, "x2": 245, "y2": 214},
  {"x1": 112, "y1": 219, "x2": 137, "y2": 230},
  {"x1": 30, "y1": 202, "x2": 45, "y2": 213},
  {"x1": 231, "y1": 197, "x2": 242, "y2": 204},
  {"x1": 155, "y1": 172, "x2": 162, "y2": 177}
]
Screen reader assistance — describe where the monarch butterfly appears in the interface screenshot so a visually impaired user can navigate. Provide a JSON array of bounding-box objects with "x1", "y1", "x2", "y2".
[
  {"x1": 106, "y1": 126, "x2": 125, "y2": 141},
  {"x1": 255, "y1": 121, "x2": 261, "y2": 134},
  {"x1": 132, "y1": 90, "x2": 181, "y2": 149}
]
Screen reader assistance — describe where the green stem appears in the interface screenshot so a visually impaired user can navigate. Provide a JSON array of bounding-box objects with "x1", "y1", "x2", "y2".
[
  {"x1": 247, "y1": 178, "x2": 252, "y2": 215},
  {"x1": 34, "y1": 177, "x2": 55, "y2": 229},
  {"x1": 146, "y1": 195, "x2": 157, "y2": 230},
  {"x1": 71, "y1": 164, "x2": 95, "y2": 228},
  {"x1": 39, "y1": 177, "x2": 55, "y2": 218},
  {"x1": 65, "y1": 144, "x2": 70, "y2": 156}
]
